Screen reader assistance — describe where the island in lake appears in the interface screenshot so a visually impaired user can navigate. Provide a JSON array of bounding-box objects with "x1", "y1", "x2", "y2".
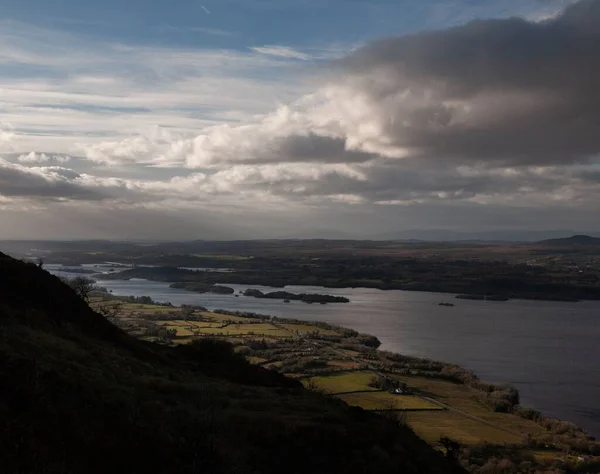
[
  {"x1": 167, "y1": 282, "x2": 349, "y2": 303},
  {"x1": 243, "y1": 289, "x2": 349, "y2": 303},
  {"x1": 169, "y1": 282, "x2": 235, "y2": 294}
]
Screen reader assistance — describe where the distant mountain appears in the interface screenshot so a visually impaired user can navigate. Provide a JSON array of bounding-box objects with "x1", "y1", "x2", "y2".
[
  {"x1": 379, "y1": 229, "x2": 600, "y2": 242},
  {"x1": 539, "y1": 234, "x2": 600, "y2": 246},
  {"x1": 275, "y1": 228, "x2": 363, "y2": 240}
]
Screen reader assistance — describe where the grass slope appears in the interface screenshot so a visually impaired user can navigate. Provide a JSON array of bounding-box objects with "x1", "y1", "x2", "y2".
[{"x1": 0, "y1": 253, "x2": 463, "y2": 474}]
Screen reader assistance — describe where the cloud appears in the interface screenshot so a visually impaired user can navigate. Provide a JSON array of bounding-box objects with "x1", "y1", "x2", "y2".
[
  {"x1": 0, "y1": 124, "x2": 16, "y2": 152},
  {"x1": 336, "y1": 0, "x2": 600, "y2": 165},
  {"x1": 0, "y1": 159, "x2": 99, "y2": 200},
  {"x1": 158, "y1": 0, "x2": 600, "y2": 210},
  {"x1": 0, "y1": 20, "x2": 311, "y2": 159},
  {"x1": 189, "y1": 1, "x2": 600, "y2": 171},
  {"x1": 3, "y1": 1, "x2": 600, "y2": 238},
  {"x1": 17, "y1": 152, "x2": 71, "y2": 163},
  {"x1": 21, "y1": 0, "x2": 594, "y2": 213},
  {"x1": 250, "y1": 45, "x2": 312, "y2": 60}
]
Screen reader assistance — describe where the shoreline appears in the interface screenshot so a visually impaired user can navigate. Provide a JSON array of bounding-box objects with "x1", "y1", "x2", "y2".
[
  {"x1": 56, "y1": 267, "x2": 600, "y2": 444},
  {"x1": 103, "y1": 292, "x2": 598, "y2": 445},
  {"x1": 99, "y1": 293, "x2": 599, "y2": 471},
  {"x1": 218, "y1": 308, "x2": 597, "y2": 439}
]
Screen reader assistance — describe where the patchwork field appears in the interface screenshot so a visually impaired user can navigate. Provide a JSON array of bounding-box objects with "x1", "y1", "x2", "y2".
[
  {"x1": 279, "y1": 323, "x2": 340, "y2": 336},
  {"x1": 96, "y1": 297, "x2": 599, "y2": 473},
  {"x1": 392, "y1": 375, "x2": 545, "y2": 436},
  {"x1": 337, "y1": 392, "x2": 441, "y2": 411},
  {"x1": 193, "y1": 323, "x2": 291, "y2": 337},
  {"x1": 406, "y1": 411, "x2": 523, "y2": 445}
]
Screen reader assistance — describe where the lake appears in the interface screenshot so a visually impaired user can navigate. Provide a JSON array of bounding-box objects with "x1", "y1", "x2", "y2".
[{"x1": 49, "y1": 264, "x2": 600, "y2": 437}]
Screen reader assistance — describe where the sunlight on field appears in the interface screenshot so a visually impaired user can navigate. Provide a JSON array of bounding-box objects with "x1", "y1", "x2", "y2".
[
  {"x1": 336, "y1": 392, "x2": 441, "y2": 411},
  {"x1": 108, "y1": 300, "x2": 558, "y2": 456},
  {"x1": 202, "y1": 312, "x2": 262, "y2": 323},
  {"x1": 194, "y1": 323, "x2": 291, "y2": 338},
  {"x1": 172, "y1": 327, "x2": 195, "y2": 336},
  {"x1": 157, "y1": 320, "x2": 222, "y2": 329},
  {"x1": 406, "y1": 412, "x2": 522, "y2": 445},
  {"x1": 394, "y1": 375, "x2": 544, "y2": 436},
  {"x1": 246, "y1": 356, "x2": 268, "y2": 365},
  {"x1": 279, "y1": 323, "x2": 339, "y2": 336}
]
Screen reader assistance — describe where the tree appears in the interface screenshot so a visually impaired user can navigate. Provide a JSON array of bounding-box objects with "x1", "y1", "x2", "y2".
[
  {"x1": 439, "y1": 437, "x2": 461, "y2": 460},
  {"x1": 66, "y1": 276, "x2": 96, "y2": 303},
  {"x1": 95, "y1": 301, "x2": 123, "y2": 322},
  {"x1": 379, "y1": 398, "x2": 406, "y2": 425}
]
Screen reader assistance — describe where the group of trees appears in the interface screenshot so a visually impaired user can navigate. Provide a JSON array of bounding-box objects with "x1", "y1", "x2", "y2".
[{"x1": 368, "y1": 375, "x2": 408, "y2": 393}]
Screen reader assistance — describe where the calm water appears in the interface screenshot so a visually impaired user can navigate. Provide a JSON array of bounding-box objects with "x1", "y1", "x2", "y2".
[{"x1": 49, "y1": 264, "x2": 600, "y2": 437}]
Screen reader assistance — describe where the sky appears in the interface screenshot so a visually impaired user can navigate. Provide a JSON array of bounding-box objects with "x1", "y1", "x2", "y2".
[{"x1": 1, "y1": 0, "x2": 599, "y2": 240}]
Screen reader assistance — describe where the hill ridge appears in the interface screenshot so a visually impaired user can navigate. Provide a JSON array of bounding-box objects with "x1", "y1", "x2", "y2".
[{"x1": 539, "y1": 234, "x2": 600, "y2": 245}]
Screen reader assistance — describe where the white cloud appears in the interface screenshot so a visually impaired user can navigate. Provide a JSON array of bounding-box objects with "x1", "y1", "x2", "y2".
[
  {"x1": 0, "y1": 124, "x2": 16, "y2": 152},
  {"x1": 17, "y1": 152, "x2": 71, "y2": 163},
  {"x1": 0, "y1": 20, "x2": 312, "y2": 160},
  {"x1": 250, "y1": 45, "x2": 312, "y2": 60},
  {"x1": 2, "y1": 2, "x2": 600, "y2": 238}
]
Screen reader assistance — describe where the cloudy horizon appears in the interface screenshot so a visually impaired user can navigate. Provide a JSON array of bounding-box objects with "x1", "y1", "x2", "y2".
[{"x1": 1, "y1": 0, "x2": 599, "y2": 239}]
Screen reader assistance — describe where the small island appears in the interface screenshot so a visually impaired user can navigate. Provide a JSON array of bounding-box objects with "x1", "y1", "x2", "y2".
[
  {"x1": 456, "y1": 294, "x2": 510, "y2": 301},
  {"x1": 243, "y1": 289, "x2": 349, "y2": 303},
  {"x1": 169, "y1": 282, "x2": 235, "y2": 294}
]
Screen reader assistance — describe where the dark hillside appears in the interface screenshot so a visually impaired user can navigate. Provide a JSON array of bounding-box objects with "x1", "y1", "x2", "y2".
[
  {"x1": 539, "y1": 234, "x2": 600, "y2": 246},
  {"x1": 0, "y1": 253, "x2": 463, "y2": 474}
]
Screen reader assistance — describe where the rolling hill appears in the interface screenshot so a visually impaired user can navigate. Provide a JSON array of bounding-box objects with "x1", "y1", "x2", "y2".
[{"x1": 539, "y1": 234, "x2": 600, "y2": 246}]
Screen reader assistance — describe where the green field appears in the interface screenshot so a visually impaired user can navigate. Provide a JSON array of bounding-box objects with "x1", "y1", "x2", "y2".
[
  {"x1": 393, "y1": 375, "x2": 544, "y2": 436},
  {"x1": 406, "y1": 411, "x2": 522, "y2": 445},
  {"x1": 279, "y1": 323, "x2": 340, "y2": 336},
  {"x1": 194, "y1": 323, "x2": 291, "y2": 338},
  {"x1": 246, "y1": 356, "x2": 268, "y2": 365},
  {"x1": 202, "y1": 312, "x2": 261, "y2": 323},
  {"x1": 336, "y1": 392, "x2": 441, "y2": 411},
  {"x1": 159, "y1": 320, "x2": 222, "y2": 328}
]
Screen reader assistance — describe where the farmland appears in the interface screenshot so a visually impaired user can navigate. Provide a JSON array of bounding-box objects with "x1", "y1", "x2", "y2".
[{"x1": 94, "y1": 296, "x2": 600, "y2": 473}]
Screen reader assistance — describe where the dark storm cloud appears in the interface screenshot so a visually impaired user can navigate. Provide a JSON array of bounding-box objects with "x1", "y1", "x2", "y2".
[
  {"x1": 275, "y1": 134, "x2": 377, "y2": 164},
  {"x1": 0, "y1": 160, "x2": 160, "y2": 202},
  {"x1": 0, "y1": 161, "x2": 101, "y2": 200},
  {"x1": 249, "y1": 159, "x2": 574, "y2": 203},
  {"x1": 338, "y1": 0, "x2": 600, "y2": 165}
]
